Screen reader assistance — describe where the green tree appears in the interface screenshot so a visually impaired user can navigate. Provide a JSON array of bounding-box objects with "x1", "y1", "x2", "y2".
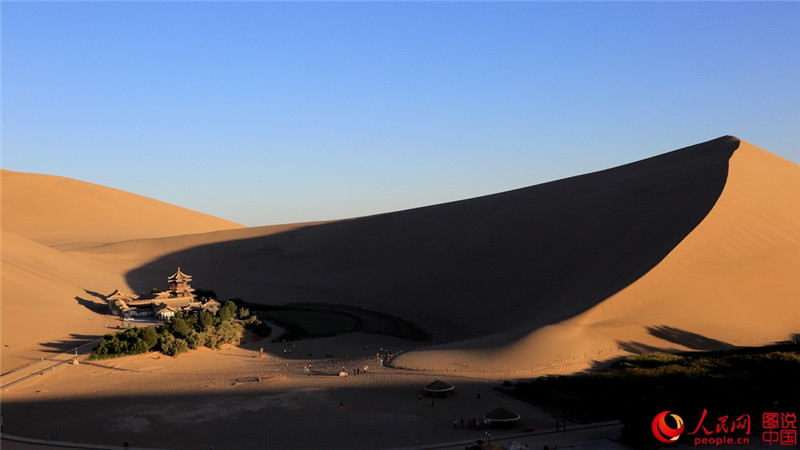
[
  {"x1": 218, "y1": 300, "x2": 237, "y2": 323},
  {"x1": 216, "y1": 322, "x2": 240, "y2": 345},
  {"x1": 159, "y1": 333, "x2": 176, "y2": 355},
  {"x1": 171, "y1": 338, "x2": 189, "y2": 356},
  {"x1": 130, "y1": 339, "x2": 148, "y2": 354},
  {"x1": 171, "y1": 317, "x2": 191, "y2": 338},
  {"x1": 204, "y1": 332, "x2": 221, "y2": 350},
  {"x1": 140, "y1": 327, "x2": 158, "y2": 350},
  {"x1": 186, "y1": 331, "x2": 208, "y2": 350},
  {"x1": 198, "y1": 311, "x2": 214, "y2": 330}
]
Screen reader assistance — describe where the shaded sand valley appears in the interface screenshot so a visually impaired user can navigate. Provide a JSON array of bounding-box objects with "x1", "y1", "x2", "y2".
[{"x1": 1, "y1": 334, "x2": 576, "y2": 450}]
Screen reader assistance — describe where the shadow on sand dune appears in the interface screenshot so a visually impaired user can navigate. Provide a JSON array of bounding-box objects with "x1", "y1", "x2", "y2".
[
  {"x1": 126, "y1": 136, "x2": 740, "y2": 345},
  {"x1": 581, "y1": 327, "x2": 736, "y2": 371},
  {"x1": 614, "y1": 326, "x2": 735, "y2": 359},
  {"x1": 74, "y1": 296, "x2": 110, "y2": 315},
  {"x1": 646, "y1": 325, "x2": 735, "y2": 351},
  {"x1": 39, "y1": 334, "x2": 103, "y2": 355}
]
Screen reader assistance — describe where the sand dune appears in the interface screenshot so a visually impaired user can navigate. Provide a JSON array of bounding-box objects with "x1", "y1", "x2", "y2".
[
  {"x1": 1, "y1": 170, "x2": 243, "y2": 249},
  {"x1": 392, "y1": 140, "x2": 800, "y2": 375},
  {"x1": 1, "y1": 170, "x2": 242, "y2": 372},
  {"x1": 0, "y1": 232, "x2": 124, "y2": 371},
  {"x1": 2, "y1": 136, "x2": 797, "y2": 378},
  {"x1": 120, "y1": 136, "x2": 741, "y2": 344}
]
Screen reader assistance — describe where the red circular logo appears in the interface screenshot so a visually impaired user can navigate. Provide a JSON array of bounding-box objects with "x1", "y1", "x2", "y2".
[{"x1": 652, "y1": 411, "x2": 685, "y2": 443}]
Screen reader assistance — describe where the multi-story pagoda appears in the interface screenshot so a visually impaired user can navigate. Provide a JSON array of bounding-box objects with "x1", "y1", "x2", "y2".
[
  {"x1": 107, "y1": 267, "x2": 208, "y2": 320},
  {"x1": 167, "y1": 267, "x2": 195, "y2": 298}
]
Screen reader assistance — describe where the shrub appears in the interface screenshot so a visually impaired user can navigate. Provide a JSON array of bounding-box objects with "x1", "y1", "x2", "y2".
[
  {"x1": 216, "y1": 322, "x2": 239, "y2": 344},
  {"x1": 91, "y1": 294, "x2": 247, "y2": 359},
  {"x1": 186, "y1": 331, "x2": 204, "y2": 350},
  {"x1": 172, "y1": 338, "x2": 189, "y2": 356},
  {"x1": 159, "y1": 333, "x2": 176, "y2": 354},
  {"x1": 243, "y1": 315, "x2": 272, "y2": 337},
  {"x1": 90, "y1": 327, "x2": 160, "y2": 359},
  {"x1": 171, "y1": 317, "x2": 191, "y2": 338},
  {"x1": 205, "y1": 332, "x2": 221, "y2": 350},
  {"x1": 198, "y1": 311, "x2": 214, "y2": 330},
  {"x1": 218, "y1": 300, "x2": 237, "y2": 323},
  {"x1": 141, "y1": 327, "x2": 158, "y2": 349}
]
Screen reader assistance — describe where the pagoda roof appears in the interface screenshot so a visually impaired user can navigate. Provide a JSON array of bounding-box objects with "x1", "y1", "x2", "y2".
[
  {"x1": 106, "y1": 289, "x2": 133, "y2": 300},
  {"x1": 154, "y1": 303, "x2": 179, "y2": 313},
  {"x1": 167, "y1": 267, "x2": 192, "y2": 283}
]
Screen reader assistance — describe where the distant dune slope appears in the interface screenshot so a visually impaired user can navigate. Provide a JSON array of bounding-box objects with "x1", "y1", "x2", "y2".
[
  {"x1": 124, "y1": 136, "x2": 741, "y2": 342},
  {"x1": 392, "y1": 139, "x2": 799, "y2": 374},
  {"x1": 1, "y1": 170, "x2": 243, "y2": 249}
]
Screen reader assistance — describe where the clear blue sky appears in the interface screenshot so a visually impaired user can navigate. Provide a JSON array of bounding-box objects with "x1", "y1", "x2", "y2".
[{"x1": 3, "y1": 1, "x2": 799, "y2": 226}]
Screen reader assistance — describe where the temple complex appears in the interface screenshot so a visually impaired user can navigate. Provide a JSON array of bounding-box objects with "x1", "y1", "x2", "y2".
[{"x1": 106, "y1": 268, "x2": 219, "y2": 321}]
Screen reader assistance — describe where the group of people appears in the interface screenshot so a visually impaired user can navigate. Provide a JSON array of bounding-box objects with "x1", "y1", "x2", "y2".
[
  {"x1": 341, "y1": 366, "x2": 368, "y2": 376},
  {"x1": 452, "y1": 417, "x2": 486, "y2": 430}
]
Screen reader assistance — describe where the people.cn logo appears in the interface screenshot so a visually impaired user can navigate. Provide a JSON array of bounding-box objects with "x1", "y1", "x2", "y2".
[{"x1": 652, "y1": 411, "x2": 685, "y2": 443}]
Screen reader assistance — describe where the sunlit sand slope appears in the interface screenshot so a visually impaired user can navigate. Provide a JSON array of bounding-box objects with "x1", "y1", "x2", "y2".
[
  {"x1": 125, "y1": 136, "x2": 740, "y2": 346},
  {"x1": 0, "y1": 170, "x2": 242, "y2": 372},
  {"x1": 1, "y1": 170, "x2": 243, "y2": 249},
  {"x1": 393, "y1": 140, "x2": 800, "y2": 375},
  {"x1": 0, "y1": 231, "x2": 125, "y2": 371}
]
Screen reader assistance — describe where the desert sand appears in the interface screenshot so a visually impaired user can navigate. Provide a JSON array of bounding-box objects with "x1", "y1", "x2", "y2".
[
  {"x1": 392, "y1": 139, "x2": 800, "y2": 375},
  {"x1": 1, "y1": 136, "x2": 798, "y2": 448},
  {"x1": 2, "y1": 333, "x2": 594, "y2": 450}
]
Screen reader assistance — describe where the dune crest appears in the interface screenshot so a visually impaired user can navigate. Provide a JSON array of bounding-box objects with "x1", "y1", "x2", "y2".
[
  {"x1": 392, "y1": 140, "x2": 800, "y2": 375},
  {"x1": 1, "y1": 170, "x2": 243, "y2": 249},
  {"x1": 123, "y1": 136, "x2": 742, "y2": 352},
  {"x1": 3, "y1": 137, "x2": 797, "y2": 378}
]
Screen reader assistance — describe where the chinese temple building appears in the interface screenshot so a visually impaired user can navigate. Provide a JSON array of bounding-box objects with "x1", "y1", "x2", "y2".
[
  {"x1": 167, "y1": 267, "x2": 195, "y2": 299},
  {"x1": 106, "y1": 268, "x2": 209, "y2": 321}
]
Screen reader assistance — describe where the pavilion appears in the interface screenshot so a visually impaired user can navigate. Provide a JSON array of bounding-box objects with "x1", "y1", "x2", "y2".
[
  {"x1": 483, "y1": 407, "x2": 521, "y2": 427},
  {"x1": 425, "y1": 379, "x2": 455, "y2": 397}
]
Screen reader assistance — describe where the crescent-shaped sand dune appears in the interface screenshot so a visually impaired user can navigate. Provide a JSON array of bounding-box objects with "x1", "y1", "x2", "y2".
[
  {"x1": 393, "y1": 140, "x2": 800, "y2": 375},
  {"x1": 2, "y1": 136, "x2": 798, "y2": 377}
]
